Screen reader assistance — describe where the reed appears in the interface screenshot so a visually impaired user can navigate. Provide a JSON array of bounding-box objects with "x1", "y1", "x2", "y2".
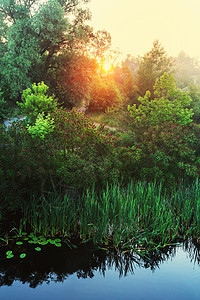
[
  {"x1": 22, "y1": 192, "x2": 76, "y2": 237},
  {"x1": 20, "y1": 179, "x2": 200, "y2": 251}
]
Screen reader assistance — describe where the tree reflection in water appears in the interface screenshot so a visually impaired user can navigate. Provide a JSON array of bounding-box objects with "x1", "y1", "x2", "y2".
[{"x1": 0, "y1": 240, "x2": 199, "y2": 288}]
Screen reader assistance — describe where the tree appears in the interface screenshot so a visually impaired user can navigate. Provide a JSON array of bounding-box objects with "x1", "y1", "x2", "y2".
[
  {"x1": 88, "y1": 78, "x2": 122, "y2": 112},
  {"x1": 17, "y1": 82, "x2": 58, "y2": 123},
  {"x1": 188, "y1": 82, "x2": 200, "y2": 123},
  {"x1": 174, "y1": 51, "x2": 200, "y2": 89},
  {"x1": 128, "y1": 73, "x2": 193, "y2": 130},
  {"x1": 0, "y1": 0, "x2": 92, "y2": 102},
  {"x1": 127, "y1": 73, "x2": 199, "y2": 182},
  {"x1": 136, "y1": 40, "x2": 174, "y2": 98}
]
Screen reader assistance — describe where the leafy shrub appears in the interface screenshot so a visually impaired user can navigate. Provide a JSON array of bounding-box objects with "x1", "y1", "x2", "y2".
[
  {"x1": 138, "y1": 122, "x2": 200, "y2": 182},
  {"x1": 27, "y1": 112, "x2": 55, "y2": 139},
  {"x1": 17, "y1": 82, "x2": 58, "y2": 123},
  {"x1": 0, "y1": 108, "x2": 119, "y2": 209},
  {"x1": 88, "y1": 79, "x2": 121, "y2": 112},
  {"x1": 50, "y1": 108, "x2": 119, "y2": 188},
  {"x1": 120, "y1": 73, "x2": 200, "y2": 183},
  {"x1": 0, "y1": 92, "x2": 8, "y2": 121},
  {"x1": 0, "y1": 121, "x2": 57, "y2": 209},
  {"x1": 128, "y1": 73, "x2": 193, "y2": 130}
]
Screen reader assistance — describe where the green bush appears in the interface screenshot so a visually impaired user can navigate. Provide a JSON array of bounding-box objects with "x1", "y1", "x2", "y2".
[
  {"x1": 88, "y1": 79, "x2": 121, "y2": 112},
  {"x1": 119, "y1": 73, "x2": 200, "y2": 183},
  {"x1": 0, "y1": 93, "x2": 8, "y2": 121},
  {"x1": 0, "y1": 108, "x2": 119, "y2": 209},
  {"x1": 17, "y1": 82, "x2": 58, "y2": 124},
  {"x1": 50, "y1": 108, "x2": 119, "y2": 188}
]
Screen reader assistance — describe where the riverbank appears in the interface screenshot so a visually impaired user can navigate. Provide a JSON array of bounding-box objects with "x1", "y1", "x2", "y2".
[{"x1": 1, "y1": 180, "x2": 200, "y2": 255}]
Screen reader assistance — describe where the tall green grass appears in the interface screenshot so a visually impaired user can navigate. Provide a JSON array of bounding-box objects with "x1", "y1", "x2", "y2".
[
  {"x1": 22, "y1": 193, "x2": 77, "y2": 237},
  {"x1": 20, "y1": 180, "x2": 200, "y2": 251}
]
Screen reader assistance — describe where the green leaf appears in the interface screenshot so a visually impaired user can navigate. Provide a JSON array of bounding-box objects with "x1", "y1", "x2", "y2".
[
  {"x1": 6, "y1": 250, "x2": 12, "y2": 256},
  {"x1": 7, "y1": 254, "x2": 14, "y2": 259},
  {"x1": 54, "y1": 238, "x2": 61, "y2": 243},
  {"x1": 28, "y1": 233, "x2": 35, "y2": 237},
  {"x1": 48, "y1": 239, "x2": 55, "y2": 244},
  {"x1": 20, "y1": 253, "x2": 26, "y2": 259},
  {"x1": 33, "y1": 240, "x2": 38, "y2": 244},
  {"x1": 40, "y1": 241, "x2": 48, "y2": 245},
  {"x1": 55, "y1": 243, "x2": 62, "y2": 247},
  {"x1": 35, "y1": 247, "x2": 41, "y2": 251},
  {"x1": 16, "y1": 241, "x2": 23, "y2": 245}
]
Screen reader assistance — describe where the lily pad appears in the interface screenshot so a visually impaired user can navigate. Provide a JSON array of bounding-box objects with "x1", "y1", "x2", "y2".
[
  {"x1": 20, "y1": 253, "x2": 26, "y2": 259},
  {"x1": 48, "y1": 239, "x2": 55, "y2": 244},
  {"x1": 55, "y1": 238, "x2": 61, "y2": 243},
  {"x1": 35, "y1": 247, "x2": 41, "y2": 251},
  {"x1": 55, "y1": 243, "x2": 62, "y2": 247},
  {"x1": 6, "y1": 250, "x2": 13, "y2": 256},
  {"x1": 40, "y1": 241, "x2": 48, "y2": 245},
  {"x1": 7, "y1": 254, "x2": 14, "y2": 259}
]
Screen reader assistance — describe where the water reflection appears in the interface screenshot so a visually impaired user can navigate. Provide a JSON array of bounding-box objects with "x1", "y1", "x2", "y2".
[{"x1": 0, "y1": 239, "x2": 199, "y2": 289}]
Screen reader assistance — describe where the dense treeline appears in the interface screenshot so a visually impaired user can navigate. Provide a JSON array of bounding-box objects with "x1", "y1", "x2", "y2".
[{"x1": 1, "y1": 1, "x2": 200, "y2": 120}]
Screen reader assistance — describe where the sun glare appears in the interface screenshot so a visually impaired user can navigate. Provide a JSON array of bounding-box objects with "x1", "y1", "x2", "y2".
[{"x1": 102, "y1": 60, "x2": 113, "y2": 73}]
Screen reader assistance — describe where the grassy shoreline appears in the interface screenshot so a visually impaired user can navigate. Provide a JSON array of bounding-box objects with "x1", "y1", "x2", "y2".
[{"x1": 1, "y1": 180, "x2": 200, "y2": 253}]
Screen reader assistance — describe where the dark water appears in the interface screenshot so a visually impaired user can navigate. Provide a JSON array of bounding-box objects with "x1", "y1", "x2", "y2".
[{"x1": 1, "y1": 241, "x2": 200, "y2": 300}]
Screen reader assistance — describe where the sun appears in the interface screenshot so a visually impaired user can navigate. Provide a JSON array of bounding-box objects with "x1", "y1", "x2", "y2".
[{"x1": 102, "y1": 60, "x2": 113, "y2": 73}]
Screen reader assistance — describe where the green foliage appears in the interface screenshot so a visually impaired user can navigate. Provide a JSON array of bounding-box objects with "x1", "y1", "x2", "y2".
[
  {"x1": 33, "y1": 0, "x2": 69, "y2": 49},
  {"x1": 188, "y1": 82, "x2": 200, "y2": 123},
  {"x1": 0, "y1": 0, "x2": 93, "y2": 102},
  {"x1": 51, "y1": 108, "x2": 119, "y2": 188},
  {"x1": 17, "y1": 180, "x2": 200, "y2": 250},
  {"x1": 20, "y1": 253, "x2": 26, "y2": 258},
  {"x1": 174, "y1": 51, "x2": 200, "y2": 89},
  {"x1": 0, "y1": 121, "x2": 57, "y2": 208},
  {"x1": 0, "y1": 92, "x2": 7, "y2": 121},
  {"x1": 17, "y1": 82, "x2": 58, "y2": 123},
  {"x1": 88, "y1": 79, "x2": 122, "y2": 112},
  {"x1": 126, "y1": 73, "x2": 199, "y2": 183},
  {"x1": 0, "y1": 14, "x2": 40, "y2": 100},
  {"x1": 136, "y1": 40, "x2": 174, "y2": 98},
  {"x1": 27, "y1": 113, "x2": 55, "y2": 139},
  {"x1": 48, "y1": 51, "x2": 98, "y2": 107},
  {"x1": 6, "y1": 250, "x2": 14, "y2": 259},
  {"x1": 35, "y1": 247, "x2": 41, "y2": 251},
  {"x1": 0, "y1": 107, "x2": 119, "y2": 208},
  {"x1": 128, "y1": 73, "x2": 193, "y2": 128}
]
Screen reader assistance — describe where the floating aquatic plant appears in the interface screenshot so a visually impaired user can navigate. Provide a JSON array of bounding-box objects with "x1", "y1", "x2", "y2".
[
  {"x1": 20, "y1": 253, "x2": 26, "y2": 259},
  {"x1": 35, "y1": 247, "x2": 41, "y2": 251},
  {"x1": 6, "y1": 251, "x2": 14, "y2": 259}
]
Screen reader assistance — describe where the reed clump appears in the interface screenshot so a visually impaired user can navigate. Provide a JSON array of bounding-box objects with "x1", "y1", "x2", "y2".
[{"x1": 20, "y1": 180, "x2": 200, "y2": 251}]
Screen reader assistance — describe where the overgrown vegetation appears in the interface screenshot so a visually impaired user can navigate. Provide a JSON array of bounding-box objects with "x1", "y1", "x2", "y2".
[
  {"x1": 1, "y1": 0, "x2": 200, "y2": 254},
  {"x1": 1, "y1": 180, "x2": 200, "y2": 253}
]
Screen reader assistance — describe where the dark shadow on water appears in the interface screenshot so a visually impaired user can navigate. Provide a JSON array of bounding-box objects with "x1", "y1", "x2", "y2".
[{"x1": 0, "y1": 239, "x2": 200, "y2": 288}]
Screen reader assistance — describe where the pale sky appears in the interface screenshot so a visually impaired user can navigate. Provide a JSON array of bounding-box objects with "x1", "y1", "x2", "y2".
[{"x1": 87, "y1": 0, "x2": 200, "y2": 60}]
